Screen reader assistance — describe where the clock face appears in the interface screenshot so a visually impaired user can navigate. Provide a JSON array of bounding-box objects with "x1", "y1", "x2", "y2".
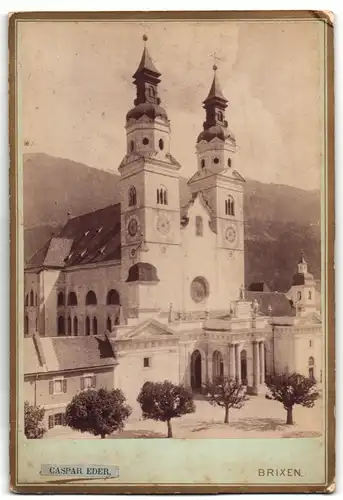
[
  {"x1": 225, "y1": 225, "x2": 237, "y2": 244},
  {"x1": 126, "y1": 215, "x2": 140, "y2": 239},
  {"x1": 156, "y1": 214, "x2": 171, "y2": 235}
]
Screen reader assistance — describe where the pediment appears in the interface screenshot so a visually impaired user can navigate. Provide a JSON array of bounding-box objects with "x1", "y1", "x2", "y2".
[{"x1": 126, "y1": 319, "x2": 175, "y2": 339}]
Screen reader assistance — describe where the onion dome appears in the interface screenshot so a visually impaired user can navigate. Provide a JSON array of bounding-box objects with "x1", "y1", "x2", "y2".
[
  {"x1": 126, "y1": 102, "x2": 168, "y2": 122},
  {"x1": 126, "y1": 262, "x2": 159, "y2": 283},
  {"x1": 197, "y1": 125, "x2": 235, "y2": 143}
]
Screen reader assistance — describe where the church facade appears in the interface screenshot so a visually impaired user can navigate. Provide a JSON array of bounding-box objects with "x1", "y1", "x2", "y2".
[{"x1": 23, "y1": 41, "x2": 323, "y2": 421}]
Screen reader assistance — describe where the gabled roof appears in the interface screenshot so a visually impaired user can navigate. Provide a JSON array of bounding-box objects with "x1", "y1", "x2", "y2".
[
  {"x1": 26, "y1": 204, "x2": 121, "y2": 270},
  {"x1": 180, "y1": 191, "x2": 213, "y2": 227},
  {"x1": 124, "y1": 318, "x2": 176, "y2": 339},
  {"x1": 245, "y1": 291, "x2": 296, "y2": 317},
  {"x1": 24, "y1": 335, "x2": 117, "y2": 375}
]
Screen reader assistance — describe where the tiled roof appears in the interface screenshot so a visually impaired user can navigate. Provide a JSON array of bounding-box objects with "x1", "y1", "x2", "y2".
[
  {"x1": 26, "y1": 204, "x2": 121, "y2": 269},
  {"x1": 24, "y1": 335, "x2": 117, "y2": 375},
  {"x1": 245, "y1": 291, "x2": 296, "y2": 317},
  {"x1": 247, "y1": 282, "x2": 271, "y2": 292}
]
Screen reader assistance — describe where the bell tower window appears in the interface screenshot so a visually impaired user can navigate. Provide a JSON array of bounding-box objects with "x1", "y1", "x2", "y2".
[
  {"x1": 159, "y1": 138, "x2": 164, "y2": 150},
  {"x1": 128, "y1": 186, "x2": 137, "y2": 207},
  {"x1": 217, "y1": 111, "x2": 223, "y2": 122},
  {"x1": 129, "y1": 140, "x2": 134, "y2": 153},
  {"x1": 201, "y1": 159, "x2": 205, "y2": 169},
  {"x1": 225, "y1": 196, "x2": 235, "y2": 216},
  {"x1": 228, "y1": 158, "x2": 232, "y2": 168},
  {"x1": 157, "y1": 187, "x2": 168, "y2": 205}
]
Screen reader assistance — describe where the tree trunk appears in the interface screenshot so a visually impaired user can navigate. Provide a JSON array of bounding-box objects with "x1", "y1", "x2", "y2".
[
  {"x1": 286, "y1": 407, "x2": 293, "y2": 425},
  {"x1": 167, "y1": 419, "x2": 173, "y2": 438},
  {"x1": 224, "y1": 405, "x2": 229, "y2": 424},
  {"x1": 101, "y1": 433, "x2": 106, "y2": 439}
]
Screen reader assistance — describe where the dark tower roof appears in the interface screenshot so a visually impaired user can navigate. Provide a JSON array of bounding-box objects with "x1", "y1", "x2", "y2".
[
  {"x1": 126, "y1": 37, "x2": 168, "y2": 124},
  {"x1": 133, "y1": 46, "x2": 161, "y2": 80},
  {"x1": 126, "y1": 262, "x2": 159, "y2": 283},
  {"x1": 204, "y1": 67, "x2": 228, "y2": 104},
  {"x1": 197, "y1": 65, "x2": 234, "y2": 144},
  {"x1": 298, "y1": 252, "x2": 307, "y2": 264}
]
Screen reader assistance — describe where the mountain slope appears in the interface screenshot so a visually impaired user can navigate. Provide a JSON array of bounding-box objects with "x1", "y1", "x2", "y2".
[{"x1": 23, "y1": 153, "x2": 321, "y2": 291}]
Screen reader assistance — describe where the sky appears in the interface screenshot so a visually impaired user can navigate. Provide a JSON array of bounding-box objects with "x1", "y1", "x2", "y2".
[{"x1": 18, "y1": 19, "x2": 325, "y2": 190}]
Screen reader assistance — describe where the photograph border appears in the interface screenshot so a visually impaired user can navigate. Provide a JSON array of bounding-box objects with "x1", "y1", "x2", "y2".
[{"x1": 9, "y1": 9, "x2": 335, "y2": 494}]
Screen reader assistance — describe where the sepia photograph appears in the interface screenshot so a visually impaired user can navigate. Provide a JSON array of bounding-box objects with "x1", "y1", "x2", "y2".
[{"x1": 10, "y1": 10, "x2": 334, "y2": 493}]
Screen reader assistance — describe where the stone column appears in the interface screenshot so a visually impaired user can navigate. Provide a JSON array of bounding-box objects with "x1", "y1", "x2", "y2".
[
  {"x1": 259, "y1": 341, "x2": 265, "y2": 384},
  {"x1": 253, "y1": 341, "x2": 260, "y2": 393},
  {"x1": 229, "y1": 344, "x2": 236, "y2": 380},
  {"x1": 235, "y1": 343, "x2": 242, "y2": 383},
  {"x1": 223, "y1": 347, "x2": 230, "y2": 378}
]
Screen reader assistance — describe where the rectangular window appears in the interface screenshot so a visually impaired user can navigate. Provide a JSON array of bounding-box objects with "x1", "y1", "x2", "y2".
[
  {"x1": 143, "y1": 357, "x2": 151, "y2": 368},
  {"x1": 48, "y1": 415, "x2": 54, "y2": 429},
  {"x1": 50, "y1": 377, "x2": 67, "y2": 395},
  {"x1": 81, "y1": 374, "x2": 96, "y2": 390}
]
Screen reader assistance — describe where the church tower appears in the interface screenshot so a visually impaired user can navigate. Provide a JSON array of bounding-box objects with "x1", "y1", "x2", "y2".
[
  {"x1": 118, "y1": 37, "x2": 182, "y2": 321},
  {"x1": 188, "y1": 65, "x2": 245, "y2": 306},
  {"x1": 287, "y1": 253, "x2": 317, "y2": 317}
]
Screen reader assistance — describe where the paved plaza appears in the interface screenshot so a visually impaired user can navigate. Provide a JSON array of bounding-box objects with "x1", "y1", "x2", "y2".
[{"x1": 45, "y1": 393, "x2": 323, "y2": 440}]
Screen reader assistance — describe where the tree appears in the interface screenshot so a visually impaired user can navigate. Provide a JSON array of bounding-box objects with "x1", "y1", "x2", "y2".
[
  {"x1": 24, "y1": 401, "x2": 46, "y2": 439},
  {"x1": 65, "y1": 388, "x2": 131, "y2": 438},
  {"x1": 137, "y1": 381, "x2": 195, "y2": 438},
  {"x1": 265, "y1": 372, "x2": 319, "y2": 425},
  {"x1": 206, "y1": 377, "x2": 249, "y2": 424}
]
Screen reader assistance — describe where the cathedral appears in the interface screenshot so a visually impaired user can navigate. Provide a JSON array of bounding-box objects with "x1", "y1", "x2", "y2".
[{"x1": 23, "y1": 40, "x2": 322, "y2": 426}]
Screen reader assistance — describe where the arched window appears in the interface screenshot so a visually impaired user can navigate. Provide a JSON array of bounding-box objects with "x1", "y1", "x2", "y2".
[
  {"x1": 67, "y1": 316, "x2": 72, "y2": 335},
  {"x1": 297, "y1": 291, "x2": 302, "y2": 301},
  {"x1": 24, "y1": 315, "x2": 29, "y2": 336},
  {"x1": 85, "y1": 316, "x2": 91, "y2": 336},
  {"x1": 57, "y1": 292, "x2": 65, "y2": 307},
  {"x1": 57, "y1": 316, "x2": 65, "y2": 336},
  {"x1": 228, "y1": 157, "x2": 232, "y2": 168},
  {"x1": 93, "y1": 317, "x2": 98, "y2": 335},
  {"x1": 106, "y1": 317, "x2": 112, "y2": 332},
  {"x1": 159, "y1": 138, "x2": 164, "y2": 150},
  {"x1": 157, "y1": 187, "x2": 168, "y2": 205},
  {"x1": 25, "y1": 294, "x2": 28, "y2": 307},
  {"x1": 129, "y1": 140, "x2": 134, "y2": 153},
  {"x1": 107, "y1": 289, "x2": 120, "y2": 305},
  {"x1": 35, "y1": 293, "x2": 38, "y2": 306},
  {"x1": 195, "y1": 216, "x2": 203, "y2": 236},
  {"x1": 67, "y1": 291, "x2": 78, "y2": 306},
  {"x1": 30, "y1": 290, "x2": 34, "y2": 306},
  {"x1": 308, "y1": 290, "x2": 312, "y2": 300},
  {"x1": 225, "y1": 196, "x2": 235, "y2": 216},
  {"x1": 85, "y1": 290, "x2": 97, "y2": 306},
  {"x1": 128, "y1": 186, "x2": 137, "y2": 207},
  {"x1": 201, "y1": 159, "x2": 205, "y2": 169},
  {"x1": 73, "y1": 316, "x2": 78, "y2": 336},
  {"x1": 308, "y1": 356, "x2": 315, "y2": 381}
]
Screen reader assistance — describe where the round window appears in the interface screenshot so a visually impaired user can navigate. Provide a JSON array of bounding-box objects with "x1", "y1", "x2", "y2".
[
  {"x1": 213, "y1": 157, "x2": 219, "y2": 165},
  {"x1": 142, "y1": 137, "x2": 149, "y2": 145},
  {"x1": 159, "y1": 138, "x2": 164, "y2": 150},
  {"x1": 190, "y1": 277, "x2": 209, "y2": 303}
]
